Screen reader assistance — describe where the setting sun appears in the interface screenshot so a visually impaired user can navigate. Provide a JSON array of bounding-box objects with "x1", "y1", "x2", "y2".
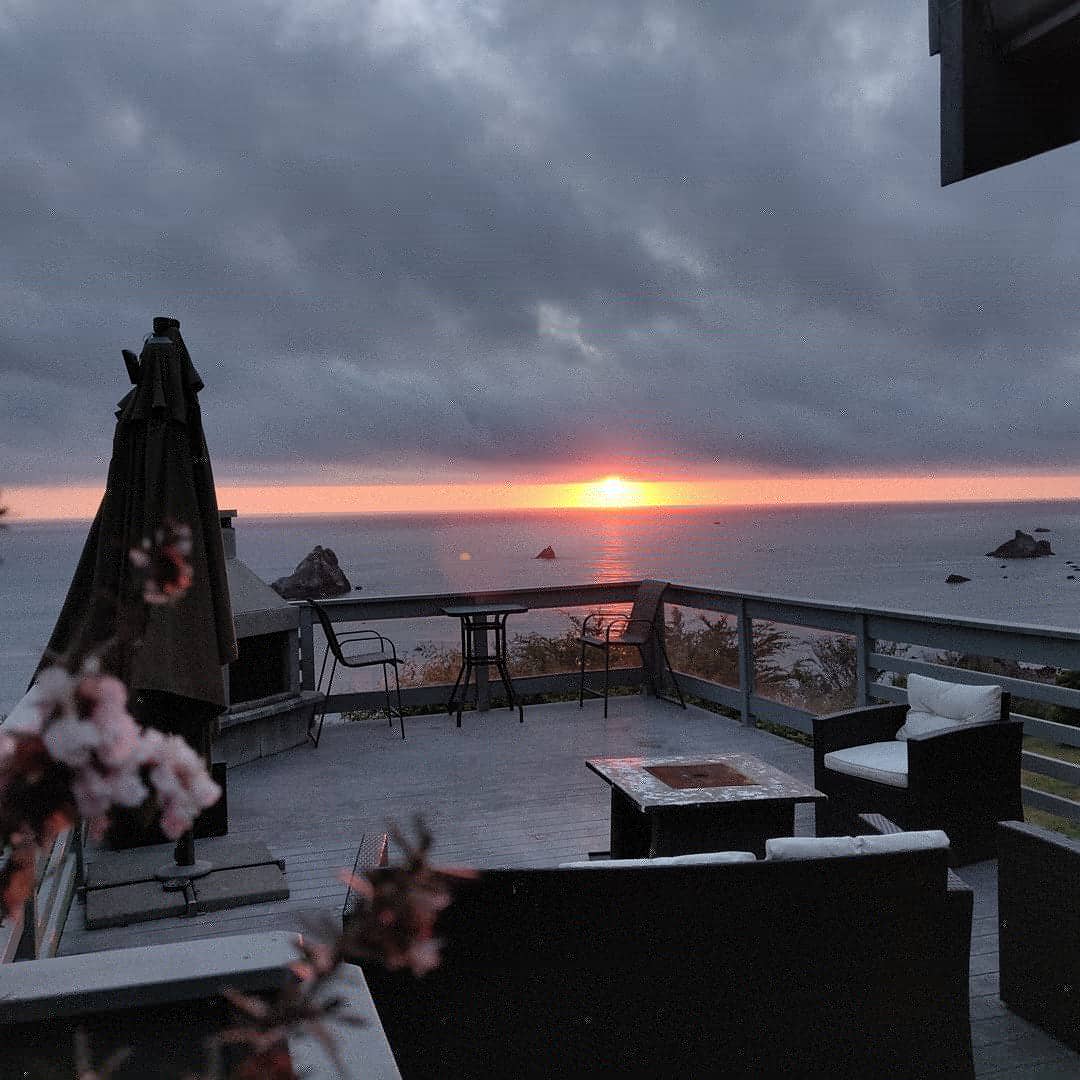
[{"x1": 575, "y1": 475, "x2": 650, "y2": 508}]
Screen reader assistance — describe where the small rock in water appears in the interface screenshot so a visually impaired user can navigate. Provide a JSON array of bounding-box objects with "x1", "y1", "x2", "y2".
[
  {"x1": 535, "y1": 546, "x2": 557, "y2": 560},
  {"x1": 1034, "y1": 527, "x2": 1051, "y2": 533},
  {"x1": 945, "y1": 574, "x2": 970, "y2": 584}
]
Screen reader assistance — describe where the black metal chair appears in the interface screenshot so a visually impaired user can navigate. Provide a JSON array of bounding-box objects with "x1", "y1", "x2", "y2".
[
  {"x1": 577, "y1": 579, "x2": 686, "y2": 718},
  {"x1": 813, "y1": 685, "x2": 1020, "y2": 861},
  {"x1": 308, "y1": 600, "x2": 405, "y2": 746}
]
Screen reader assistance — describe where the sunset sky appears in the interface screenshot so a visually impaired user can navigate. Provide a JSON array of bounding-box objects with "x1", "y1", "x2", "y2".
[{"x1": 3, "y1": 3, "x2": 1080, "y2": 522}]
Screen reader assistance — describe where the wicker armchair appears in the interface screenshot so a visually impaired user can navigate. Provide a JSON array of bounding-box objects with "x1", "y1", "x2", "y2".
[
  {"x1": 813, "y1": 678, "x2": 1021, "y2": 860},
  {"x1": 998, "y1": 820, "x2": 1080, "y2": 1052}
]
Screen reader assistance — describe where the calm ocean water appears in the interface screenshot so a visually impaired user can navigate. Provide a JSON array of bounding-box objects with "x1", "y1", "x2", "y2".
[{"x1": 2, "y1": 500, "x2": 1079, "y2": 713}]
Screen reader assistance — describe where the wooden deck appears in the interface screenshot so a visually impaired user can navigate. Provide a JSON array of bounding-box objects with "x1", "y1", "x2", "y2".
[{"x1": 59, "y1": 696, "x2": 1080, "y2": 1078}]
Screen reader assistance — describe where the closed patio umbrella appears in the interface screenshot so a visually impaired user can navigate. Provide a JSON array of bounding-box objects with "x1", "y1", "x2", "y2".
[{"x1": 38, "y1": 316, "x2": 237, "y2": 861}]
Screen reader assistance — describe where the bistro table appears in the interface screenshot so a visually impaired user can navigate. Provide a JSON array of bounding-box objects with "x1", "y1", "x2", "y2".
[
  {"x1": 443, "y1": 604, "x2": 527, "y2": 726},
  {"x1": 586, "y1": 752, "x2": 827, "y2": 859}
]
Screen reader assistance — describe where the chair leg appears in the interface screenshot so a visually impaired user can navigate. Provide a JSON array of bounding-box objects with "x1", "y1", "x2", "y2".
[
  {"x1": 660, "y1": 642, "x2": 686, "y2": 709},
  {"x1": 579, "y1": 640, "x2": 587, "y2": 708},
  {"x1": 310, "y1": 659, "x2": 337, "y2": 749},
  {"x1": 383, "y1": 663, "x2": 392, "y2": 728},
  {"x1": 603, "y1": 645, "x2": 610, "y2": 719},
  {"x1": 392, "y1": 663, "x2": 405, "y2": 740},
  {"x1": 447, "y1": 656, "x2": 467, "y2": 716}
]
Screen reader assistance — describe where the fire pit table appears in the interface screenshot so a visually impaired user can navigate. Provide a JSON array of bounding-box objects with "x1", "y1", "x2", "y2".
[{"x1": 586, "y1": 753, "x2": 827, "y2": 859}]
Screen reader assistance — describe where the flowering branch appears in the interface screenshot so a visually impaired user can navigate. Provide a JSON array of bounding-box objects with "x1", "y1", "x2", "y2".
[
  {"x1": 73, "y1": 1028, "x2": 131, "y2": 1079},
  {"x1": 205, "y1": 819, "x2": 476, "y2": 1080},
  {"x1": 0, "y1": 521, "x2": 220, "y2": 918}
]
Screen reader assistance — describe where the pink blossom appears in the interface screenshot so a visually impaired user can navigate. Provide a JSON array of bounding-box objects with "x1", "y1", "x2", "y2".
[
  {"x1": 3, "y1": 665, "x2": 219, "y2": 847},
  {"x1": 129, "y1": 521, "x2": 194, "y2": 606},
  {"x1": 146, "y1": 733, "x2": 221, "y2": 839},
  {"x1": 3, "y1": 667, "x2": 74, "y2": 736},
  {"x1": 43, "y1": 714, "x2": 101, "y2": 768},
  {"x1": 70, "y1": 768, "x2": 114, "y2": 821}
]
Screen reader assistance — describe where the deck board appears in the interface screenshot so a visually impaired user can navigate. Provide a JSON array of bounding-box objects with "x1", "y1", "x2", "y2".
[{"x1": 58, "y1": 695, "x2": 1080, "y2": 1076}]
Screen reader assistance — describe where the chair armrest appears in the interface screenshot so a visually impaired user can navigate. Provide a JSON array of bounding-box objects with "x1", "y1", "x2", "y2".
[
  {"x1": 581, "y1": 611, "x2": 630, "y2": 634},
  {"x1": 996, "y1": 819, "x2": 1080, "y2": 1049},
  {"x1": 335, "y1": 630, "x2": 398, "y2": 658},
  {"x1": 906, "y1": 719, "x2": 1023, "y2": 788},
  {"x1": 904, "y1": 717, "x2": 1023, "y2": 745},
  {"x1": 998, "y1": 818, "x2": 1080, "y2": 859},
  {"x1": 813, "y1": 704, "x2": 907, "y2": 755}
]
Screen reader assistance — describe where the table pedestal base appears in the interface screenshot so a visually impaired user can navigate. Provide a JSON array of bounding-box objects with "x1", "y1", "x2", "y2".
[{"x1": 610, "y1": 788, "x2": 796, "y2": 860}]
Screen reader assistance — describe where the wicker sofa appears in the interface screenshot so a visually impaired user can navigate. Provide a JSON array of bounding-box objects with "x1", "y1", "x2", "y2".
[{"x1": 364, "y1": 842, "x2": 974, "y2": 1079}]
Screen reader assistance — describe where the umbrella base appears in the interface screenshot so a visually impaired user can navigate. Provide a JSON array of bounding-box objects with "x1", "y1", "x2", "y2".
[
  {"x1": 82, "y1": 837, "x2": 288, "y2": 930},
  {"x1": 155, "y1": 858, "x2": 214, "y2": 884}
]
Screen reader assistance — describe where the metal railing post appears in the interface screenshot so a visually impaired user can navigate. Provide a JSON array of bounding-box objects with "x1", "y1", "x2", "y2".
[
  {"x1": 736, "y1": 598, "x2": 754, "y2": 726},
  {"x1": 299, "y1": 603, "x2": 315, "y2": 693},
  {"x1": 855, "y1": 613, "x2": 872, "y2": 707}
]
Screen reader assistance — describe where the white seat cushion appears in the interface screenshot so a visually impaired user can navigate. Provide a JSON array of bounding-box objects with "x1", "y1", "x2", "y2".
[
  {"x1": 823, "y1": 741, "x2": 909, "y2": 788},
  {"x1": 896, "y1": 673, "x2": 1002, "y2": 740},
  {"x1": 765, "y1": 829, "x2": 949, "y2": 861},
  {"x1": 559, "y1": 850, "x2": 757, "y2": 869}
]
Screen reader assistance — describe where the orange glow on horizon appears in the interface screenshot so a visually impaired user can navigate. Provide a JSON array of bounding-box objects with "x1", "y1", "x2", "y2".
[{"x1": 4, "y1": 471, "x2": 1080, "y2": 522}]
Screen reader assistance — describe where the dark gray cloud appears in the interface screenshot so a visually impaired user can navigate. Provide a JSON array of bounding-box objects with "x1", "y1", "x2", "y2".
[{"x1": 2, "y1": 0, "x2": 1079, "y2": 488}]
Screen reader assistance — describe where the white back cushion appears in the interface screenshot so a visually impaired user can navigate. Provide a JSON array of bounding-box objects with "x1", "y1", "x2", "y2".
[
  {"x1": 560, "y1": 851, "x2": 757, "y2": 869},
  {"x1": 766, "y1": 830, "x2": 949, "y2": 861},
  {"x1": 907, "y1": 673, "x2": 1001, "y2": 722},
  {"x1": 897, "y1": 710, "x2": 962, "y2": 740},
  {"x1": 897, "y1": 673, "x2": 1001, "y2": 740}
]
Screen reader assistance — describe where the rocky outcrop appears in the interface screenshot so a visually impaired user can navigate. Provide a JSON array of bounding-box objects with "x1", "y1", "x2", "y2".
[
  {"x1": 986, "y1": 530, "x2": 1054, "y2": 559},
  {"x1": 945, "y1": 574, "x2": 970, "y2": 584},
  {"x1": 271, "y1": 546, "x2": 352, "y2": 600},
  {"x1": 534, "y1": 546, "x2": 557, "y2": 560}
]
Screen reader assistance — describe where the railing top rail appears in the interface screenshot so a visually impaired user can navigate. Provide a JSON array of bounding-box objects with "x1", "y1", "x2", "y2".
[
  {"x1": 291, "y1": 579, "x2": 1080, "y2": 643},
  {"x1": 663, "y1": 581, "x2": 1080, "y2": 642},
  {"x1": 289, "y1": 580, "x2": 644, "y2": 608}
]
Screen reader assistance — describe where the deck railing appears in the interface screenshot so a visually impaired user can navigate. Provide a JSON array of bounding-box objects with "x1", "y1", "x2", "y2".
[{"x1": 298, "y1": 580, "x2": 1080, "y2": 825}]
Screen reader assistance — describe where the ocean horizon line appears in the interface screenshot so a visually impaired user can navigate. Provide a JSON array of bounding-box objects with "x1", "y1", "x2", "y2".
[{"x1": 8, "y1": 494, "x2": 1080, "y2": 528}]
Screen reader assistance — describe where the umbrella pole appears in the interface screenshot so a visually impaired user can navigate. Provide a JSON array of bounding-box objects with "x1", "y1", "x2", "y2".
[{"x1": 175, "y1": 830, "x2": 196, "y2": 867}]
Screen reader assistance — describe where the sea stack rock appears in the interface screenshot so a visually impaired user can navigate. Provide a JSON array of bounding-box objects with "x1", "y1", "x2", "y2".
[
  {"x1": 945, "y1": 574, "x2": 970, "y2": 584},
  {"x1": 271, "y1": 546, "x2": 352, "y2": 599},
  {"x1": 986, "y1": 530, "x2": 1054, "y2": 559},
  {"x1": 535, "y1": 546, "x2": 557, "y2": 560}
]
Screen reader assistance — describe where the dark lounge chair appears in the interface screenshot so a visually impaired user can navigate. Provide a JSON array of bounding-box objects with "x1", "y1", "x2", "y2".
[{"x1": 813, "y1": 674, "x2": 1020, "y2": 860}]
